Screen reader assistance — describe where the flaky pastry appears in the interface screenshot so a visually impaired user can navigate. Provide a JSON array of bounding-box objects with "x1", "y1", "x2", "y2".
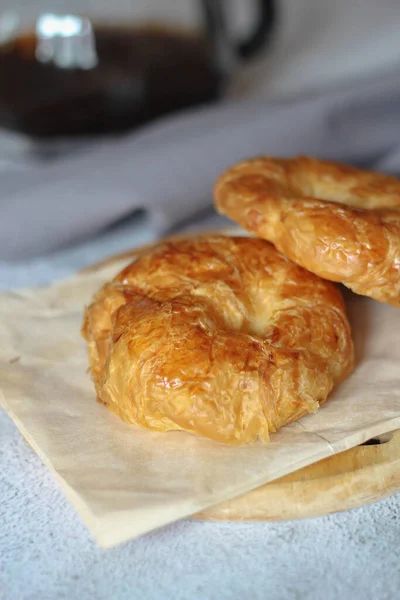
[
  {"x1": 215, "y1": 156, "x2": 400, "y2": 306},
  {"x1": 82, "y1": 236, "x2": 354, "y2": 445}
]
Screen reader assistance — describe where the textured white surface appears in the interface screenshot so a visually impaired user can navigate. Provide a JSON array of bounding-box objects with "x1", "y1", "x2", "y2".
[
  {"x1": 1, "y1": 219, "x2": 400, "y2": 599},
  {"x1": 1, "y1": 406, "x2": 400, "y2": 600}
]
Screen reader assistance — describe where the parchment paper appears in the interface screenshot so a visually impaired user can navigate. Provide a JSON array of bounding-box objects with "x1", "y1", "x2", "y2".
[{"x1": 1, "y1": 257, "x2": 400, "y2": 548}]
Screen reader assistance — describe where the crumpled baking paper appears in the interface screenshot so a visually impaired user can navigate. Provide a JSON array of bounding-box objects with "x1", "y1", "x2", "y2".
[{"x1": 1, "y1": 252, "x2": 400, "y2": 548}]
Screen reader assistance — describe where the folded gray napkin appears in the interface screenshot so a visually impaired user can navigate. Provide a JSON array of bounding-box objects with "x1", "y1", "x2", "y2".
[{"x1": 2, "y1": 66, "x2": 400, "y2": 260}]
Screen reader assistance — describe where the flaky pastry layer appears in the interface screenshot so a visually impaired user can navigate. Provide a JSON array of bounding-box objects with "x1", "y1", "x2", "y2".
[
  {"x1": 82, "y1": 236, "x2": 354, "y2": 444},
  {"x1": 215, "y1": 157, "x2": 400, "y2": 306}
]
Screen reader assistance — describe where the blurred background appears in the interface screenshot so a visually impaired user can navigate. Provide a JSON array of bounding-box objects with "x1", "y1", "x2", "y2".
[
  {"x1": 1, "y1": 0, "x2": 400, "y2": 282},
  {"x1": 2, "y1": 0, "x2": 400, "y2": 136}
]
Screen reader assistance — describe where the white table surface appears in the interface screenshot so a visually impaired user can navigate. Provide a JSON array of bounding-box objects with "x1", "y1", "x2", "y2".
[{"x1": 1, "y1": 215, "x2": 400, "y2": 600}]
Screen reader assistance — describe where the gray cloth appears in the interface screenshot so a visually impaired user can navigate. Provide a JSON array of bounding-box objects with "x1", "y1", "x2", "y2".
[{"x1": 2, "y1": 66, "x2": 400, "y2": 260}]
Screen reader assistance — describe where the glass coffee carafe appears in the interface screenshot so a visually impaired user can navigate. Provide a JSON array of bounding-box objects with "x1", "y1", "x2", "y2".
[{"x1": 0, "y1": 0, "x2": 276, "y2": 138}]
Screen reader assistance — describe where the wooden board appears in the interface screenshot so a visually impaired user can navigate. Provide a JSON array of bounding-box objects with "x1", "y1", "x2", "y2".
[
  {"x1": 195, "y1": 430, "x2": 400, "y2": 521},
  {"x1": 86, "y1": 239, "x2": 400, "y2": 522}
]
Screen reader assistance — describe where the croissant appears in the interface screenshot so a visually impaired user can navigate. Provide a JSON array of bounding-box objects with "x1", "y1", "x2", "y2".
[
  {"x1": 215, "y1": 156, "x2": 400, "y2": 306},
  {"x1": 82, "y1": 235, "x2": 354, "y2": 445}
]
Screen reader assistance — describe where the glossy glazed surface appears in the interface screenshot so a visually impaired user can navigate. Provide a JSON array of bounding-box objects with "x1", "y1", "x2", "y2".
[
  {"x1": 215, "y1": 157, "x2": 400, "y2": 306},
  {"x1": 82, "y1": 236, "x2": 353, "y2": 444}
]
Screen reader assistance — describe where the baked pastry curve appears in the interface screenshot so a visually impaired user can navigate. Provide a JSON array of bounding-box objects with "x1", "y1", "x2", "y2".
[
  {"x1": 82, "y1": 236, "x2": 354, "y2": 445},
  {"x1": 214, "y1": 157, "x2": 400, "y2": 306}
]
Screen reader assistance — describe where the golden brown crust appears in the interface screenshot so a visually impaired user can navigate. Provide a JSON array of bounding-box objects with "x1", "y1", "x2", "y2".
[
  {"x1": 214, "y1": 156, "x2": 400, "y2": 306},
  {"x1": 82, "y1": 235, "x2": 354, "y2": 445}
]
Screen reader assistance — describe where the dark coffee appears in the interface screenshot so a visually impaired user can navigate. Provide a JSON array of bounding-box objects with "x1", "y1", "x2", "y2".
[{"x1": 0, "y1": 26, "x2": 222, "y2": 137}]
